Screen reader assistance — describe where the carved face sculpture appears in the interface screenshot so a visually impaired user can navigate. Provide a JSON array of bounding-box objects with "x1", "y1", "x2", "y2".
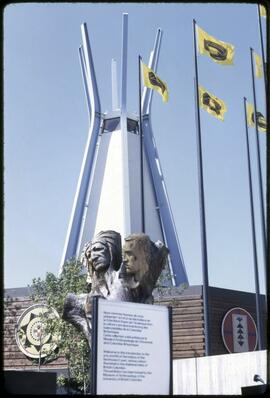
[
  {"x1": 122, "y1": 236, "x2": 150, "y2": 282},
  {"x1": 81, "y1": 231, "x2": 122, "y2": 285},
  {"x1": 123, "y1": 241, "x2": 139, "y2": 274},
  {"x1": 88, "y1": 241, "x2": 110, "y2": 272}
]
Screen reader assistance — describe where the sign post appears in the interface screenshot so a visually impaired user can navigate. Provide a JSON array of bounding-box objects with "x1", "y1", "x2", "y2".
[{"x1": 91, "y1": 297, "x2": 172, "y2": 395}]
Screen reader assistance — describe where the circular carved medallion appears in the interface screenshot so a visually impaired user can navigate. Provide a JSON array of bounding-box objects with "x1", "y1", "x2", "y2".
[{"x1": 15, "y1": 304, "x2": 59, "y2": 359}]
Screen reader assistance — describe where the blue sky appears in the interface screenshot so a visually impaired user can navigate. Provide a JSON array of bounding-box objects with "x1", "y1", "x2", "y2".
[{"x1": 4, "y1": 3, "x2": 266, "y2": 293}]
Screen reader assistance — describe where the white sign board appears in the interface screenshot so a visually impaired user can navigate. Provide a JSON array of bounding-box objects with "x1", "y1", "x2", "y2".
[{"x1": 91, "y1": 298, "x2": 172, "y2": 395}]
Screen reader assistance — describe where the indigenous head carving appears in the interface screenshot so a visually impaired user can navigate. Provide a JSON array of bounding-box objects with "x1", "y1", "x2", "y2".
[
  {"x1": 81, "y1": 230, "x2": 122, "y2": 284},
  {"x1": 120, "y1": 233, "x2": 169, "y2": 303},
  {"x1": 122, "y1": 234, "x2": 151, "y2": 283},
  {"x1": 63, "y1": 232, "x2": 169, "y2": 349}
]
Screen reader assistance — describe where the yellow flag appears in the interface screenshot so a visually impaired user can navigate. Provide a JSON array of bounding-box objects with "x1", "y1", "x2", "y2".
[
  {"x1": 198, "y1": 86, "x2": 227, "y2": 120},
  {"x1": 254, "y1": 52, "x2": 263, "y2": 78},
  {"x1": 246, "y1": 102, "x2": 267, "y2": 132},
  {"x1": 197, "y1": 25, "x2": 234, "y2": 65},
  {"x1": 246, "y1": 102, "x2": 254, "y2": 127},
  {"x1": 259, "y1": 4, "x2": 266, "y2": 17},
  {"x1": 141, "y1": 62, "x2": 169, "y2": 102}
]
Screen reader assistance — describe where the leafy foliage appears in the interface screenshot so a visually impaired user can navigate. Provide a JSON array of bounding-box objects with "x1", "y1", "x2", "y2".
[
  {"x1": 30, "y1": 259, "x2": 90, "y2": 394},
  {"x1": 154, "y1": 261, "x2": 188, "y2": 300}
]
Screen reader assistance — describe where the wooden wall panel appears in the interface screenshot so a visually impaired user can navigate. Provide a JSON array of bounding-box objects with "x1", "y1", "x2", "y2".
[
  {"x1": 155, "y1": 292, "x2": 205, "y2": 359},
  {"x1": 4, "y1": 286, "x2": 266, "y2": 370}
]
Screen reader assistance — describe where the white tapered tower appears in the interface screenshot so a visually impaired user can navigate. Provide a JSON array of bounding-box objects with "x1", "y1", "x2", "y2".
[{"x1": 59, "y1": 14, "x2": 188, "y2": 287}]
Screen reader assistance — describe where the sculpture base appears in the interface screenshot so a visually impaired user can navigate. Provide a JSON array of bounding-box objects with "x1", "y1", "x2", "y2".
[{"x1": 4, "y1": 370, "x2": 57, "y2": 395}]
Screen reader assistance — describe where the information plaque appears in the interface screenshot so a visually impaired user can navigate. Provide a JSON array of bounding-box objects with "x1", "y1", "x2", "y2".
[{"x1": 91, "y1": 298, "x2": 172, "y2": 395}]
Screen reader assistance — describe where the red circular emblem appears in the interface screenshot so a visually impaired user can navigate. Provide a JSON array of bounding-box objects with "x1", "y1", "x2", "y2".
[{"x1": 221, "y1": 307, "x2": 257, "y2": 353}]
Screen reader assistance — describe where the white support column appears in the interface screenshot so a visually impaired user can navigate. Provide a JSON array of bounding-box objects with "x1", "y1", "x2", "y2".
[
  {"x1": 111, "y1": 58, "x2": 119, "y2": 110},
  {"x1": 120, "y1": 13, "x2": 131, "y2": 237},
  {"x1": 142, "y1": 28, "x2": 162, "y2": 115},
  {"x1": 79, "y1": 46, "x2": 91, "y2": 121},
  {"x1": 59, "y1": 23, "x2": 102, "y2": 274},
  {"x1": 141, "y1": 28, "x2": 188, "y2": 286}
]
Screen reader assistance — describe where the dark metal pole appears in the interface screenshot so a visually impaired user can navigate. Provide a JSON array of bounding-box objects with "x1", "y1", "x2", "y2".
[
  {"x1": 250, "y1": 47, "x2": 267, "y2": 291},
  {"x1": 139, "y1": 55, "x2": 145, "y2": 233},
  {"x1": 38, "y1": 332, "x2": 42, "y2": 372},
  {"x1": 243, "y1": 97, "x2": 263, "y2": 350},
  {"x1": 91, "y1": 296, "x2": 99, "y2": 395},
  {"x1": 192, "y1": 19, "x2": 210, "y2": 356}
]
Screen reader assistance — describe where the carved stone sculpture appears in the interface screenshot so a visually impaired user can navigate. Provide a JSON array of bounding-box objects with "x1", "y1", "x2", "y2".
[
  {"x1": 62, "y1": 293, "x2": 91, "y2": 347},
  {"x1": 120, "y1": 234, "x2": 151, "y2": 286},
  {"x1": 81, "y1": 230, "x2": 122, "y2": 299},
  {"x1": 62, "y1": 230, "x2": 169, "y2": 348},
  {"x1": 63, "y1": 230, "x2": 122, "y2": 346},
  {"x1": 120, "y1": 234, "x2": 169, "y2": 304}
]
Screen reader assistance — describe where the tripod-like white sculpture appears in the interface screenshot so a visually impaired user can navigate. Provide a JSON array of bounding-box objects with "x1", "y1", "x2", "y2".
[{"x1": 59, "y1": 14, "x2": 188, "y2": 287}]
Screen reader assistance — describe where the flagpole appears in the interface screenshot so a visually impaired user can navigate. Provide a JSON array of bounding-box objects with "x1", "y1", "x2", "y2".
[
  {"x1": 257, "y1": 4, "x2": 267, "y2": 94},
  {"x1": 139, "y1": 55, "x2": 145, "y2": 233},
  {"x1": 250, "y1": 47, "x2": 267, "y2": 291},
  {"x1": 243, "y1": 97, "x2": 263, "y2": 350},
  {"x1": 193, "y1": 19, "x2": 210, "y2": 356}
]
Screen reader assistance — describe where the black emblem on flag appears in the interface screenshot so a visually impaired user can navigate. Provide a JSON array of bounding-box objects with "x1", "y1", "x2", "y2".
[
  {"x1": 148, "y1": 71, "x2": 166, "y2": 94},
  {"x1": 204, "y1": 39, "x2": 228, "y2": 61},
  {"x1": 202, "y1": 92, "x2": 221, "y2": 115},
  {"x1": 252, "y1": 111, "x2": 267, "y2": 130}
]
